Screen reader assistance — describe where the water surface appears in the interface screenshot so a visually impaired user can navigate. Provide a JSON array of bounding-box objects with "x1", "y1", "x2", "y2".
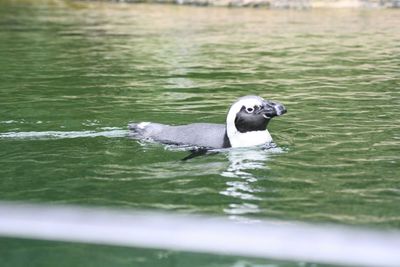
[{"x1": 0, "y1": 1, "x2": 400, "y2": 266}]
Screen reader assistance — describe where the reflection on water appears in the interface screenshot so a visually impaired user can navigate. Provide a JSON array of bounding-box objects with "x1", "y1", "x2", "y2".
[{"x1": 221, "y1": 147, "x2": 283, "y2": 220}]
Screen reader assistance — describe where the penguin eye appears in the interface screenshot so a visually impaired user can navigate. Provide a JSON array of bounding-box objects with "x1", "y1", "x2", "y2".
[{"x1": 246, "y1": 107, "x2": 254, "y2": 113}]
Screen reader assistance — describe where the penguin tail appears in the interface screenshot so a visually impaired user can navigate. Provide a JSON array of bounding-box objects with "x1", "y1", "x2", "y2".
[{"x1": 128, "y1": 122, "x2": 151, "y2": 136}]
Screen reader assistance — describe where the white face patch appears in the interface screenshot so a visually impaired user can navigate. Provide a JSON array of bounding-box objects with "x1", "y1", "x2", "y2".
[
  {"x1": 226, "y1": 97, "x2": 263, "y2": 130},
  {"x1": 226, "y1": 96, "x2": 272, "y2": 148}
]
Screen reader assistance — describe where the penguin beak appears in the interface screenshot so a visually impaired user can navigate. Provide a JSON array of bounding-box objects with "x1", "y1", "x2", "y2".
[{"x1": 259, "y1": 100, "x2": 287, "y2": 119}]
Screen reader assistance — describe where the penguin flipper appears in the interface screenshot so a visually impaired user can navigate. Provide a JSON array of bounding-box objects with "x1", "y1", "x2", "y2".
[{"x1": 181, "y1": 148, "x2": 209, "y2": 161}]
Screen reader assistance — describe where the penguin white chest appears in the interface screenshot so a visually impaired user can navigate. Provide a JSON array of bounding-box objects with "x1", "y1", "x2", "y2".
[{"x1": 229, "y1": 130, "x2": 273, "y2": 148}]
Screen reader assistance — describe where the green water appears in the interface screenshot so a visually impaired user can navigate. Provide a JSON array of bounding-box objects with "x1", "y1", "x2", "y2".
[{"x1": 1, "y1": 1, "x2": 400, "y2": 266}]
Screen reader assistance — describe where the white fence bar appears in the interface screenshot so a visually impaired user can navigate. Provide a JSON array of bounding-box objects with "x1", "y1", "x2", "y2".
[{"x1": 0, "y1": 202, "x2": 399, "y2": 267}]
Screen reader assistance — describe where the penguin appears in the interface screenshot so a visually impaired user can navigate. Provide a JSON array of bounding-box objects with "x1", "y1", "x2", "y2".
[{"x1": 128, "y1": 95, "x2": 286, "y2": 149}]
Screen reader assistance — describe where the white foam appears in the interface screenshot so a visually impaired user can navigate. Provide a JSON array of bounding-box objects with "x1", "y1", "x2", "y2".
[
  {"x1": 0, "y1": 130, "x2": 128, "y2": 140},
  {"x1": 0, "y1": 120, "x2": 19, "y2": 124}
]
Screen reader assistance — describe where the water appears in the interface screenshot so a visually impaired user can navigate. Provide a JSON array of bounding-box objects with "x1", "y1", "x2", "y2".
[{"x1": 0, "y1": 1, "x2": 400, "y2": 266}]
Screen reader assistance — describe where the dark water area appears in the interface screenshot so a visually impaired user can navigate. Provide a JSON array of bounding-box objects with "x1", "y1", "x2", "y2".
[{"x1": 0, "y1": 1, "x2": 400, "y2": 266}]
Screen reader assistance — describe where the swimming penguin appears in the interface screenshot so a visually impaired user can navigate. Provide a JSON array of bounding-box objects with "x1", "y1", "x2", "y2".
[{"x1": 128, "y1": 95, "x2": 286, "y2": 149}]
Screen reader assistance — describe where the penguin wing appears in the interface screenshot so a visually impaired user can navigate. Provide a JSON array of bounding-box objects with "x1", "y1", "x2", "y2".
[{"x1": 128, "y1": 122, "x2": 228, "y2": 149}]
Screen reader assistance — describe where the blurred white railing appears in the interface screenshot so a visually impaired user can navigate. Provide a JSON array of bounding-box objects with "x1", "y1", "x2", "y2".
[{"x1": 0, "y1": 202, "x2": 399, "y2": 267}]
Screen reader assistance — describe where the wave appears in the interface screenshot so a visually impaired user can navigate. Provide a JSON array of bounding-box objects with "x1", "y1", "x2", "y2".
[{"x1": 0, "y1": 129, "x2": 128, "y2": 140}]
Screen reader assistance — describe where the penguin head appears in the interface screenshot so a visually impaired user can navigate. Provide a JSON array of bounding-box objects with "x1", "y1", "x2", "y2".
[{"x1": 226, "y1": 95, "x2": 286, "y2": 147}]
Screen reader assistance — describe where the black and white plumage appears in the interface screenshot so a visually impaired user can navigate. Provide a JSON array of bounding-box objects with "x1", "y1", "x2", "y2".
[{"x1": 128, "y1": 95, "x2": 286, "y2": 149}]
